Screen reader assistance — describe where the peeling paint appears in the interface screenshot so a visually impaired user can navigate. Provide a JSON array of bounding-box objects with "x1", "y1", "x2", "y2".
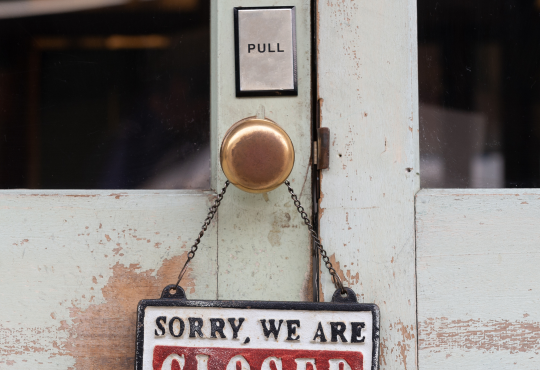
[
  {"x1": 299, "y1": 270, "x2": 313, "y2": 302},
  {"x1": 0, "y1": 326, "x2": 49, "y2": 356},
  {"x1": 328, "y1": 254, "x2": 360, "y2": 287},
  {"x1": 60, "y1": 254, "x2": 193, "y2": 369},
  {"x1": 390, "y1": 320, "x2": 415, "y2": 370},
  {"x1": 0, "y1": 191, "x2": 217, "y2": 369},
  {"x1": 379, "y1": 336, "x2": 388, "y2": 367},
  {"x1": 318, "y1": 0, "x2": 418, "y2": 369},
  {"x1": 420, "y1": 318, "x2": 540, "y2": 353},
  {"x1": 267, "y1": 212, "x2": 292, "y2": 247}
]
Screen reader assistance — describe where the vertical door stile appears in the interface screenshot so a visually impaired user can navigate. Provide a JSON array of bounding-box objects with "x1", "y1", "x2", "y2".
[
  {"x1": 317, "y1": 0, "x2": 420, "y2": 369},
  {"x1": 212, "y1": 0, "x2": 313, "y2": 301}
]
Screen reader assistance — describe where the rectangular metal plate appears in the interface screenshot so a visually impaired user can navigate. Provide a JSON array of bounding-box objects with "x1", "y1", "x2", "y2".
[
  {"x1": 135, "y1": 299, "x2": 379, "y2": 370},
  {"x1": 234, "y1": 6, "x2": 298, "y2": 97}
]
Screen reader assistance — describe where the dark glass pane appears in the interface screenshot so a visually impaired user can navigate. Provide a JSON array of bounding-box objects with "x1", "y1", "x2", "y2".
[
  {"x1": 0, "y1": 0, "x2": 210, "y2": 189},
  {"x1": 418, "y1": 0, "x2": 540, "y2": 188}
]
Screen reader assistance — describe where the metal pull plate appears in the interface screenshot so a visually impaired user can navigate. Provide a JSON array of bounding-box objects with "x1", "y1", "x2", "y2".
[{"x1": 234, "y1": 7, "x2": 298, "y2": 97}]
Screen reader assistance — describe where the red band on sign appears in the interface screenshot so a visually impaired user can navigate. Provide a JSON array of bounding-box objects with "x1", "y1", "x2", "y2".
[{"x1": 153, "y1": 346, "x2": 363, "y2": 370}]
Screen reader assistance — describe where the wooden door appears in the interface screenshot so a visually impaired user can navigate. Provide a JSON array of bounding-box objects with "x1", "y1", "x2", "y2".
[
  {"x1": 317, "y1": 1, "x2": 540, "y2": 370},
  {"x1": 317, "y1": 0, "x2": 419, "y2": 369},
  {"x1": 0, "y1": 0, "x2": 312, "y2": 368},
  {"x1": 416, "y1": 190, "x2": 540, "y2": 369}
]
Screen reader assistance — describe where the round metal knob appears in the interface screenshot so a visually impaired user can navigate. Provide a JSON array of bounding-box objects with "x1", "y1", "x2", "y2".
[{"x1": 220, "y1": 117, "x2": 294, "y2": 193}]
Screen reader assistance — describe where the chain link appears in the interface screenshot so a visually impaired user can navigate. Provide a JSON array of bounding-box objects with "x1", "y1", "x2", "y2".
[
  {"x1": 174, "y1": 179, "x2": 344, "y2": 295},
  {"x1": 284, "y1": 180, "x2": 345, "y2": 293},
  {"x1": 174, "y1": 180, "x2": 230, "y2": 290}
]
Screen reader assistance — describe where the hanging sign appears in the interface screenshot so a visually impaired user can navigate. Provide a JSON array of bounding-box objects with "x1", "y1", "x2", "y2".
[
  {"x1": 234, "y1": 6, "x2": 298, "y2": 97},
  {"x1": 135, "y1": 286, "x2": 379, "y2": 370},
  {"x1": 134, "y1": 174, "x2": 380, "y2": 370}
]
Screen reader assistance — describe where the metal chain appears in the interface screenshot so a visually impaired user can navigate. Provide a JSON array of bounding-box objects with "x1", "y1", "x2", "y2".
[
  {"x1": 174, "y1": 179, "x2": 344, "y2": 295},
  {"x1": 174, "y1": 180, "x2": 230, "y2": 290},
  {"x1": 284, "y1": 180, "x2": 345, "y2": 293}
]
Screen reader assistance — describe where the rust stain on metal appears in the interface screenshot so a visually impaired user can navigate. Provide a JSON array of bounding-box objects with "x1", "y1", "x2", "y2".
[
  {"x1": 419, "y1": 317, "x2": 540, "y2": 353},
  {"x1": 60, "y1": 253, "x2": 194, "y2": 369}
]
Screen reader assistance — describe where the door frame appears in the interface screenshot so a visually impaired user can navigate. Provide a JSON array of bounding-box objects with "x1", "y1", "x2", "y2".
[{"x1": 317, "y1": 1, "x2": 419, "y2": 370}]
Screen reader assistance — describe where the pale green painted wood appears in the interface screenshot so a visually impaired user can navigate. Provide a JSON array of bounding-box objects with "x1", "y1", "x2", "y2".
[
  {"x1": 0, "y1": 191, "x2": 217, "y2": 369},
  {"x1": 317, "y1": 0, "x2": 420, "y2": 369},
  {"x1": 0, "y1": 3, "x2": 314, "y2": 369},
  {"x1": 211, "y1": 0, "x2": 313, "y2": 301},
  {"x1": 417, "y1": 189, "x2": 540, "y2": 369}
]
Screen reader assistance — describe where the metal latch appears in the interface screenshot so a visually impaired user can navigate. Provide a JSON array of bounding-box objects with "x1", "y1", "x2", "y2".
[
  {"x1": 313, "y1": 98, "x2": 330, "y2": 170},
  {"x1": 315, "y1": 128, "x2": 330, "y2": 170}
]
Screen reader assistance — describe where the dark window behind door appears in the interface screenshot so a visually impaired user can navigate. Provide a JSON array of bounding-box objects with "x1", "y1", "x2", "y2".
[
  {"x1": 419, "y1": 0, "x2": 540, "y2": 188},
  {"x1": 0, "y1": 0, "x2": 210, "y2": 189}
]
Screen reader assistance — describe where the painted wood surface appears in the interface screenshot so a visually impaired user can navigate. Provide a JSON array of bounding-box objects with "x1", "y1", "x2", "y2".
[
  {"x1": 317, "y1": 0, "x2": 419, "y2": 369},
  {"x1": 211, "y1": 0, "x2": 312, "y2": 301},
  {"x1": 0, "y1": 2, "x2": 314, "y2": 368},
  {"x1": 0, "y1": 191, "x2": 218, "y2": 369},
  {"x1": 416, "y1": 189, "x2": 540, "y2": 369}
]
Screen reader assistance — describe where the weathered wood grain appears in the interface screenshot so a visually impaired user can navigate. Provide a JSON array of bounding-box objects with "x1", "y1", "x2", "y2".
[
  {"x1": 0, "y1": 3, "x2": 315, "y2": 368},
  {"x1": 0, "y1": 191, "x2": 217, "y2": 369},
  {"x1": 211, "y1": 0, "x2": 313, "y2": 301},
  {"x1": 317, "y1": 0, "x2": 420, "y2": 369},
  {"x1": 417, "y1": 189, "x2": 540, "y2": 369}
]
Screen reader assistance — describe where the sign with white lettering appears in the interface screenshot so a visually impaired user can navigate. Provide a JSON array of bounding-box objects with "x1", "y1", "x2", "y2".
[
  {"x1": 234, "y1": 6, "x2": 298, "y2": 97},
  {"x1": 135, "y1": 288, "x2": 380, "y2": 370}
]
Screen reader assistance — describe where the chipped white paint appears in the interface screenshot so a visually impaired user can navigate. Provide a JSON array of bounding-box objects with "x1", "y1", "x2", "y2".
[
  {"x1": 417, "y1": 189, "x2": 540, "y2": 369},
  {"x1": 317, "y1": 0, "x2": 419, "y2": 370},
  {"x1": 0, "y1": 191, "x2": 218, "y2": 369},
  {"x1": 212, "y1": 0, "x2": 312, "y2": 301}
]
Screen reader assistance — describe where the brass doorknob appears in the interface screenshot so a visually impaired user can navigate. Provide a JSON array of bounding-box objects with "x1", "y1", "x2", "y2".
[{"x1": 220, "y1": 117, "x2": 294, "y2": 193}]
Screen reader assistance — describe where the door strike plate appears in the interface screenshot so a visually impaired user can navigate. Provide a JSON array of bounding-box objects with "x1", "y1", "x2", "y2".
[{"x1": 317, "y1": 127, "x2": 330, "y2": 170}]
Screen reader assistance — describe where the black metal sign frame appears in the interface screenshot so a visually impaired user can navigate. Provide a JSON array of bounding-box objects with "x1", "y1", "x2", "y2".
[{"x1": 135, "y1": 286, "x2": 379, "y2": 370}]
